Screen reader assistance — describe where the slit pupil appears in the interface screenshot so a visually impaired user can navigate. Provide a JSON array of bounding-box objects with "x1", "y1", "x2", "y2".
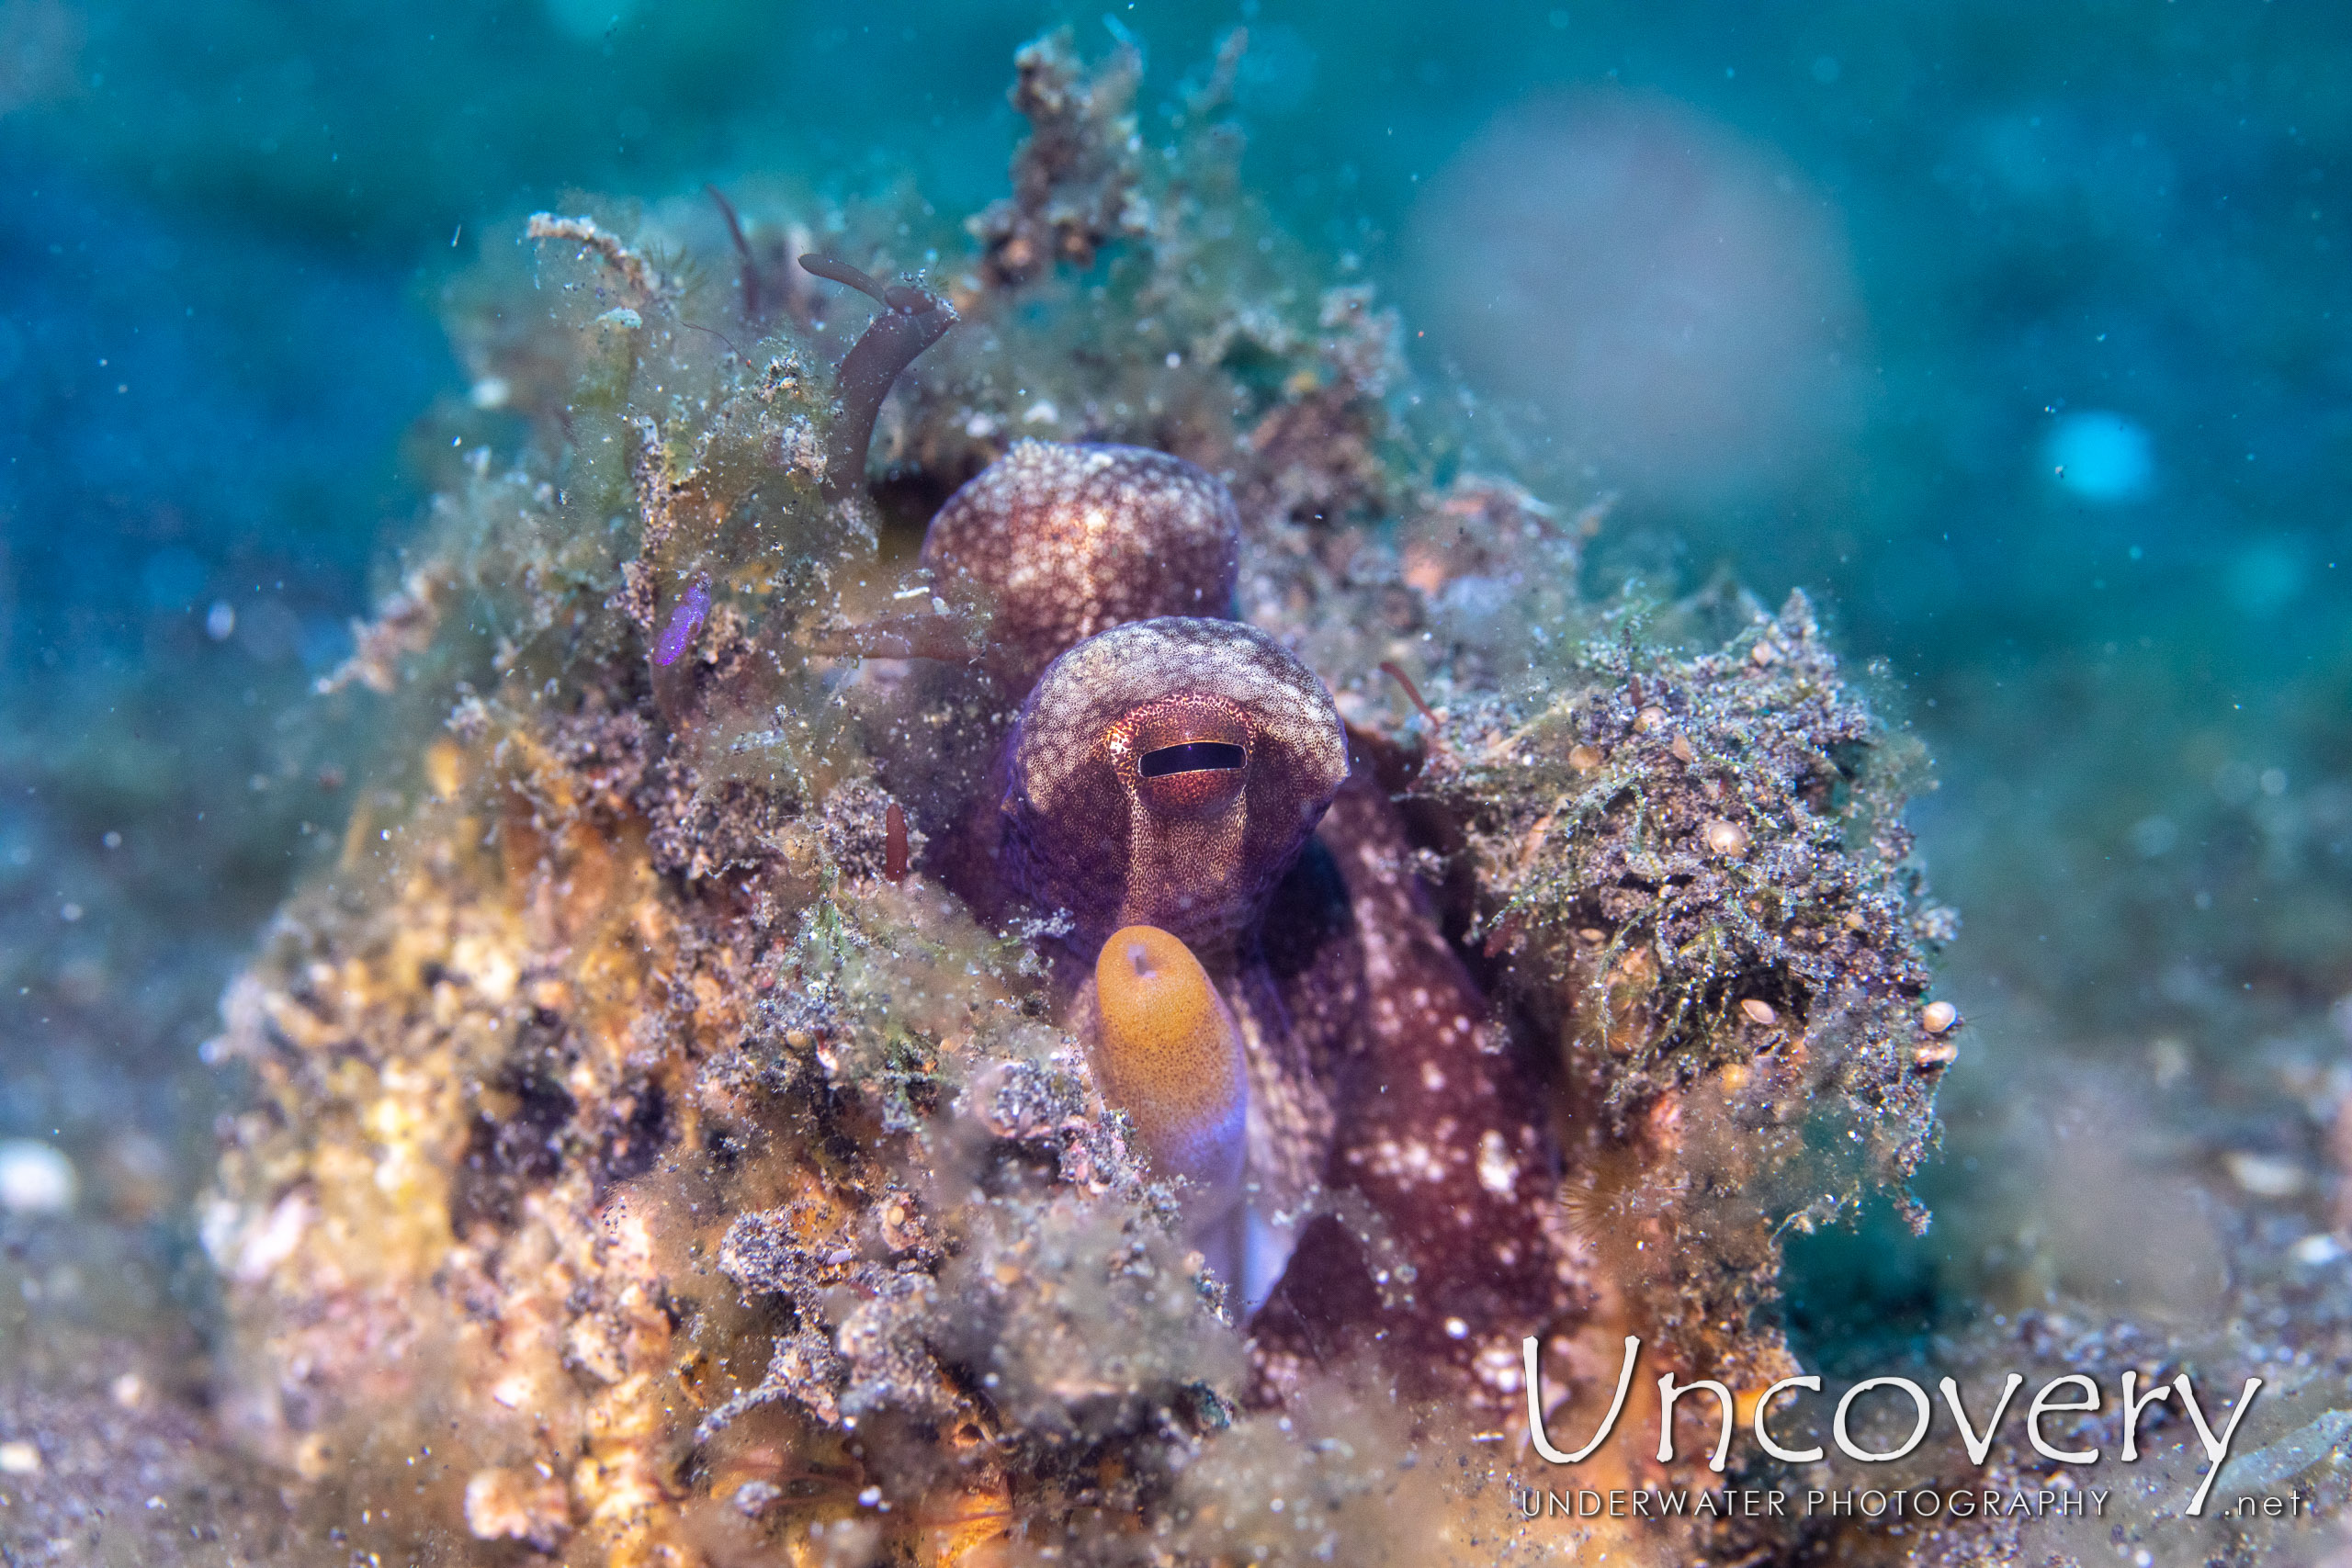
[{"x1": 1140, "y1": 741, "x2": 1246, "y2": 778}]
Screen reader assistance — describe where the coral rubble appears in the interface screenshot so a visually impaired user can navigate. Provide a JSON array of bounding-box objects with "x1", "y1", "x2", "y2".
[{"x1": 200, "y1": 29, "x2": 1953, "y2": 1566}]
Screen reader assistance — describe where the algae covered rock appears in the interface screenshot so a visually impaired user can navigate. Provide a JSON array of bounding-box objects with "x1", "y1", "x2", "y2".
[{"x1": 202, "y1": 29, "x2": 1952, "y2": 1566}]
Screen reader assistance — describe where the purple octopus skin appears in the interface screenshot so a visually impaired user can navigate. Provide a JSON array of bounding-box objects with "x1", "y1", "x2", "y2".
[
  {"x1": 922, "y1": 440, "x2": 1241, "y2": 694},
  {"x1": 1249, "y1": 768, "x2": 1575, "y2": 1417}
]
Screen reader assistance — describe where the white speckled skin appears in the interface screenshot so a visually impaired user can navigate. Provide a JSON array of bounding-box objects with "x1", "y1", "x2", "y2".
[{"x1": 922, "y1": 441, "x2": 1240, "y2": 693}]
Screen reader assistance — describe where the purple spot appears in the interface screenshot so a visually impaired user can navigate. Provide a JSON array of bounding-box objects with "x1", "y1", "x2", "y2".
[{"x1": 654, "y1": 579, "x2": 711, "y2": 667}]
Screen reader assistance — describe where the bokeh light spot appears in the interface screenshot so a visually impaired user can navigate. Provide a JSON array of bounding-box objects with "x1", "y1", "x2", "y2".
[{"x1": 2046, "y1": 409, "x2": 2154, "y2": 502}]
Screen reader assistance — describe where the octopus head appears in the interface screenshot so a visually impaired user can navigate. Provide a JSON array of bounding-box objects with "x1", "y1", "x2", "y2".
[
  {"x1": 923, "y1": 441, "x2": 1241, "y2": 694},
  {"x1": 1002, "y1": 618, "x2": 1347, "y2": 956}
]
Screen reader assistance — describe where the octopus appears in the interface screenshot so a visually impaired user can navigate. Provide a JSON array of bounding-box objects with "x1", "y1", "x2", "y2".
[{"x1": 804, "y1": 255, "x2": 1575, "y2": 1413}]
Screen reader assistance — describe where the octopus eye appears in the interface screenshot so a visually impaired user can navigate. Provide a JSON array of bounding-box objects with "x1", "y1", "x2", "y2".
[
  {"x1": 1123, "y1": 693, "x2": 1251, "y2": 818},
  {"x1": 922, "y1": 440, "x2": 1241, "y2": 694},
  {"x1": 1003, "y1": 618, "x2": 1347, "y2": 955}
]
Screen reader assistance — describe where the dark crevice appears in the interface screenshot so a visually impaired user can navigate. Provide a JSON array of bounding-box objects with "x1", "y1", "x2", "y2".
[{"x1": 449, "y1": 1053, "x2": 577, "y2": 1237}]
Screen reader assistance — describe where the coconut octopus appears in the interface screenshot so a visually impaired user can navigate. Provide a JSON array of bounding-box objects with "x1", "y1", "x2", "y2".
[{"x1": 801, "y1": 255, "x2": 1575, "y2": 1416}]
